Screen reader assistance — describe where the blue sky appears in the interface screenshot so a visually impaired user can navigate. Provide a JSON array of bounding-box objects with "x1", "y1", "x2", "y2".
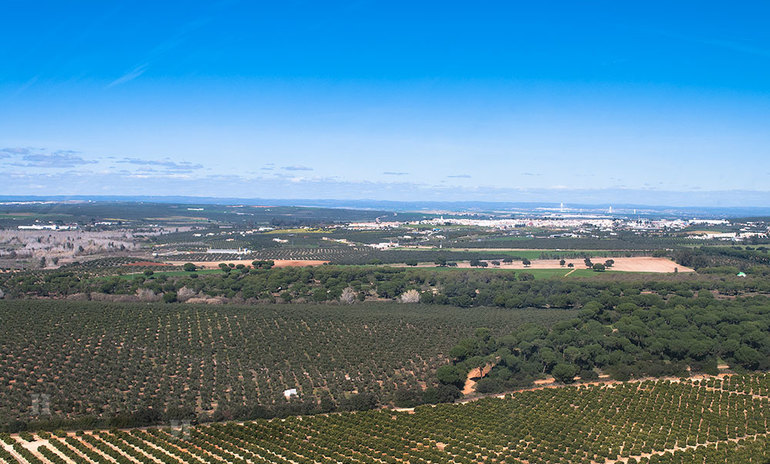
[{"x1": 1, "y1": 1, "x2": 770, "y2": 205}]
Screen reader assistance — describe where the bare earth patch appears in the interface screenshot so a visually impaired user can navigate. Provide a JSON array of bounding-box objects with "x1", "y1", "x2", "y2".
[
  {"x1": 402, "y1": 257, "x2": 692, "y2": 273},
  {"x1": 165, "y1": 259, "x2": 329, "y2": 269},
  {"x1": 462, "y1": 362, "x2": 496, "y2": 395}
]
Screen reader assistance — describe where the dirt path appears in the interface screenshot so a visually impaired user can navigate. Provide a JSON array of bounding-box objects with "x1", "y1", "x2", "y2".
[
  {"x1": 462, "y1": 362, "x2": 497, "y2": 395},
  {"x1": 449, "y1": 372, "x2": 735, "y2": 407},
  {"x1": 696, "y1": 384, "x2": 770, "y2": 401},
  {"x1": 23, "y1": 439, "x2": 75, "y2": 464},
  {"x1": 1, "y1": 443, "x2": 24, "y2": 464}
]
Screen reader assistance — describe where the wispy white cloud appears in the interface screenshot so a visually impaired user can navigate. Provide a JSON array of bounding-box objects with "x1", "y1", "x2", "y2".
[
  {"x1": 2, "y1": 148, "x2": 96, "y2": 168},
  {"x1": 117, "y1": 157, "x2": 203, "y2": 173},
  {"x1": 105, "y1": 13, "x2": 215, "y2": 89},
  {"x1": 2, "y1": 169, "x2": 770, "y2": 207},
  {"x1": 282, "y1": 165, "x2": 313, "y2": 171},
  {"x1": 11, "y1": 75, "x2": 40, "y2": 97},
  {"x1": 107, "y1": 63, "x2": 149, "y2": 88},
  {"x1": 1, "y1": 147, "x2": 32, "y2": 156}
]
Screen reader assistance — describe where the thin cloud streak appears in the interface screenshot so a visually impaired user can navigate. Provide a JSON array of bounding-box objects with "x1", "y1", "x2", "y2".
[
  {"x1": 12, "y1": 152, "x2": 96, "y2": 168},
  {"x1": 649, "y1": 28, "x2": 770, "y2": 59},
  {"x1": 107, "y1": 63, "x2": 149, "y2": 88},
  {"x1": 117, "y1": 157, "x2": 203, "y2": 172}
]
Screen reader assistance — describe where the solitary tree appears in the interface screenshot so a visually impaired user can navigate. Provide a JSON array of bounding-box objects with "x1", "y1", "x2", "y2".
[
  {"x1": 163, "y1": 291, "x2": 178, "y2": 303},
  {"x1": 551, "y1": 363, "x2": 578, "y2": 384},
  {"x1": 519, "y1": 272, "x2": 534, "y2": 281},
  {"x1": 522, "y1": 258, "x2": 531, "y2": 267},
  {"x1": 183, "y1": 263, "x2": 197, "y2": 272},
  {"x1": 436, "y1": 365, "x2": 464, "y2": 387}
]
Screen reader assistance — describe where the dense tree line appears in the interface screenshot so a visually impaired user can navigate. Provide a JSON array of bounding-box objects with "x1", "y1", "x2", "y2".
[
  {"x1": 3, "y1": 264, "x2": 770, "y2": 307},
  {"x1": 450, "y1": 232, "x2": 723, "y2": 250},
  {"x1": 436, "y1": 292, "x2": 770, "y2": 395},
  {"x1": 673, "y1": 246, "x2": 770, "y2": 271}
]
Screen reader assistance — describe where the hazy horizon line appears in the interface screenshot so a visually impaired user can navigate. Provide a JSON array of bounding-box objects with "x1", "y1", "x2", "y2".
[{"x1": 2, "y1": 189, "x2": 770, "y2": 213}]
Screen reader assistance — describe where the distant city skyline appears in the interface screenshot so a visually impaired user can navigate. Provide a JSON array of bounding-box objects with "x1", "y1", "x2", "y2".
[{"x1": 2, "y1": 1, "x2": 769, "y2": 205}]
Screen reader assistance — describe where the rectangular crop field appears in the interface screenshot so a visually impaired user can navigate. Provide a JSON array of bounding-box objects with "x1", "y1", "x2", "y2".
[
  {"x1": 0, "y1": 300, "x2": 575, "y2": 428},
  {"x1": 3, "y1": 375, "x2": 770, "y2": 463}
]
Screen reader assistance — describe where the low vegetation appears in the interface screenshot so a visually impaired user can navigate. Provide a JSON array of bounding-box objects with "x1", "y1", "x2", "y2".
[
  {"x1": 3, "y1": 375, "x2": 770, "y2": 463},
  {"x1": 0, "y1": 300, "x2": 573, "y2": 431},
  {"x1": 2, "y1": 264, "x2": 769, "y2": 308},
  {"x1": 436, "y1": 292, "x2": 770, "y2": 395}
]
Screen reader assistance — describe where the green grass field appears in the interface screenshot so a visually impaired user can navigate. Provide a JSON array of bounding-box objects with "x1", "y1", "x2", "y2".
[
  {"x1": 519, "y1": 267, "x2": 595, "y2": 278},
  {"x1": 0, "y1": 213, "x2": 73, "y2": 220},
  {"x1": 383, "y1": 265, "x2": 636, "y2": 279}
]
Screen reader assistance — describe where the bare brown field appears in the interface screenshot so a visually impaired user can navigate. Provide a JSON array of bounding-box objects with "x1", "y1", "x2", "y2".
[
  {"x1": 402, "y1": 256, "x2": 692, "y2": 273},
  {"x1": 408, "y1": 246, "x2": 638, "y2": 252},
  {"x1": 165, "y1": 259, "x2": 329, "y2": 269}
]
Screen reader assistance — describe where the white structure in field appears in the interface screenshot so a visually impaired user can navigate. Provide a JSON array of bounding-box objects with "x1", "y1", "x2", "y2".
[
  {"x1": 283, "y1": 388, "x2": 298, "y2": 399},
  {"x1": 18, "y1": 224, "x2": 77, "y2": 230},
  {"x1": 206, "y1": 247, "x2": 250, "y2": 254},
  {"x1": 371, "y1": 242, "x2": 398, "y2": 250}
]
